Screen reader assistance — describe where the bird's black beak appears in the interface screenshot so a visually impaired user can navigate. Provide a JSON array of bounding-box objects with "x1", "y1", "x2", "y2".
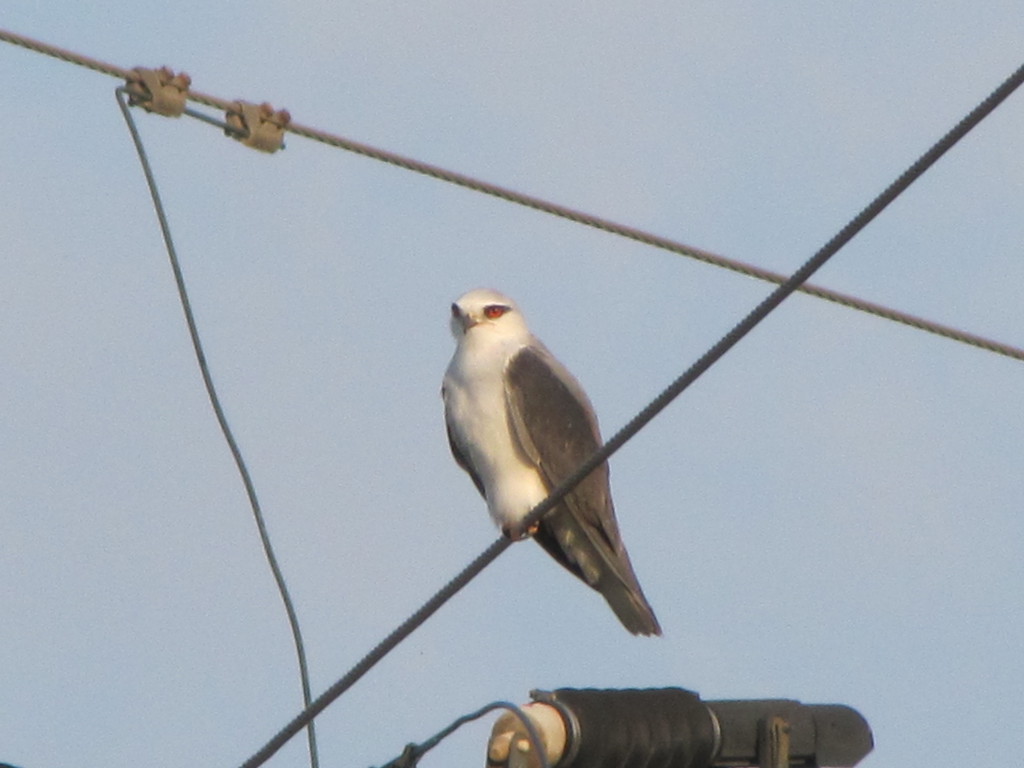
[
  {"x1": 451, "y1": 303, "x2": 479, "y2": 333},
  {"x1": 450, "y1": 303, "x2": 474, "y2": 335}
]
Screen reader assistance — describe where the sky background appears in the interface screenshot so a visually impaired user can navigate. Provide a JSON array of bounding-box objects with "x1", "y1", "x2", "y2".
[{"x1": 2, "y1": 4, "x2": 1023, "y2": 767}]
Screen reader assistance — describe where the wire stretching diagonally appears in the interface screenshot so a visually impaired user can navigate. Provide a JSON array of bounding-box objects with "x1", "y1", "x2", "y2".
[
  {"x1": 237, "y1": 54, "x2": 1024, "y2": 768},
  {"x1": 283, "y1": 128, "x2": 1024, "y2": 363},
  {"x1": 113, "y1": 88, "x2": 320, "y2": 768},
  {"x1": 1, "y1": 25, "x2": 1022, "y2": 365},
  {"x1": 194, "y1": 104, "x2": 1024, "y2": 363}
]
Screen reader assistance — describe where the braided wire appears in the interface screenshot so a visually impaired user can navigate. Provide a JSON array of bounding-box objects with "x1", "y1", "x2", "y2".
[
  {"x1": 237, "y1": 56, "x2": 1024, "y2": 768},
  {"x1": 1, "y1": 25, "x2": 1021, "y2": 363}
]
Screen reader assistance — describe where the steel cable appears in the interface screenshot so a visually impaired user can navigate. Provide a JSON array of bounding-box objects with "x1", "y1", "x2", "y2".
[
  {"x1": 1, "y1": 26, "x2": 1021, "y2": 364},
  {"x1": 236, "y1": 54, "x2": 1024, "y2": 768}
]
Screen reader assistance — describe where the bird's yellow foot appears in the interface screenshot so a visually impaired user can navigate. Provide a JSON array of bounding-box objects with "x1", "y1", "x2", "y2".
[{"x1": 501, "y1": 522, "x2": 539, "y2": 540}]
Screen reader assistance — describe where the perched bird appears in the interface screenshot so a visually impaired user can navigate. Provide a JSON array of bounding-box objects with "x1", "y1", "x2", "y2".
[{"x1": 442, "y1": 288, "x2": 661, "y2": 636}]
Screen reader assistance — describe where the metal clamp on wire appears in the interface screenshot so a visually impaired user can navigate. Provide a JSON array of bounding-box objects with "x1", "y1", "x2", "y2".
[
  {"x1": 225, "y1": 101, "x2": 290, "y2": 152},
  {"x1": 125, "y1": 67, "x2": 190, "y2": 117}
]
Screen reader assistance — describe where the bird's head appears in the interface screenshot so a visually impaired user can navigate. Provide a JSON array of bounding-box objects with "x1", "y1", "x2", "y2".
[{"x1": 449, "y1": 288, "x2": 530, "y2": 342}]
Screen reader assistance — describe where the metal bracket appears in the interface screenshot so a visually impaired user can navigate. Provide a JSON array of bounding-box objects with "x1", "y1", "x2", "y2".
[
  {"x1": 125, "y1": 67, "x2": 190, "y2": 117},
  {"x1": 225, "y1": 100, "x2": 291, "y2": 153},
  {"x1": 758, "y1": 715, "x2": 791, "y2": 768}
]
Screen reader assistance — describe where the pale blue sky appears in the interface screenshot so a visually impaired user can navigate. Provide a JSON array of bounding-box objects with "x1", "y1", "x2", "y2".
[{"x1": 2, "y1": 4, "x2": 1022, "y2": 767}]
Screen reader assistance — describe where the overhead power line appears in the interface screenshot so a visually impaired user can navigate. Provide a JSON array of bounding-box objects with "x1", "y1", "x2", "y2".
[
  {"x1": 236, "y1": 57, "x2": 1024, "y2": 768},
  {"x1": 1, "y1": 26, "x2": 1022, "y2": 364}
]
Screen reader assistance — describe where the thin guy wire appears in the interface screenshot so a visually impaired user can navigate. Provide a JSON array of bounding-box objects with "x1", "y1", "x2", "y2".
[
  {"x1": 375, "y1": 701, "x2": 551, "y2": 768},
  {"x1": 228, "y1": 106, "x2": 1024, "y2": 365},
  {"x1": 237, "y1": 54, "x2": 1024, "y2": 768},
  {"x1": 113, "y1": 88, "x2": 320, "y2": 768},
  {"x1": 285, "y1": 122, "x2": 1024, "y2": 364},
  {"x1": 1, "y1": 25, "x2": 1022, "y2": 365},
  {"x1": 0, "y1": 27, "x2": 131, "y2": 79}
]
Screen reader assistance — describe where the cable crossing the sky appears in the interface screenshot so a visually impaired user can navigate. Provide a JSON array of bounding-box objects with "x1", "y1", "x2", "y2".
[
  {"x1": 235, "y1": 56, "x2": 1024, "y2": 768},
  {"x1": 1, "y1": 26, "x2": 1022, "y2": 365}
]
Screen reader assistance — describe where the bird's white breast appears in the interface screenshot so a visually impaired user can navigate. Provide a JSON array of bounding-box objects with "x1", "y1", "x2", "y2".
[{"x1": 444, "y1": 333, "x2": 549, "y2": 529}]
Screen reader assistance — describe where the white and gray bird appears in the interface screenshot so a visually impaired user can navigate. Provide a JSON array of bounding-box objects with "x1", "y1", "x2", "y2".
[{"x1": 442, "y1": 288, "x2": 661, "y2": 636}]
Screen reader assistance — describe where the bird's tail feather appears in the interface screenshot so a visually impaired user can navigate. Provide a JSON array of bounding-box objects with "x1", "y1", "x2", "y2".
[
  {"x1": 534, "y1": 513, "x2": 662, "y2": 636},
  {"x1": 600, "y1": 573, "x2": 662, "y2": 636}
]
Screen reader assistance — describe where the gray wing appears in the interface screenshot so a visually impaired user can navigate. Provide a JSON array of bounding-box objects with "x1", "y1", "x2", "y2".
[
  {"x1": 503, "y1": 343, "x2": 629, "y2": 578},
  {"x1": 504, "y1": 342, "x2": 661, "y2": 635}
]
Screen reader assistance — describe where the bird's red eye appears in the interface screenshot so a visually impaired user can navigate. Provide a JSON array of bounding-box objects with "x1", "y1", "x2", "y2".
[{"x1": 484, "y1": 304, "x2": 509, "y2": 319}]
